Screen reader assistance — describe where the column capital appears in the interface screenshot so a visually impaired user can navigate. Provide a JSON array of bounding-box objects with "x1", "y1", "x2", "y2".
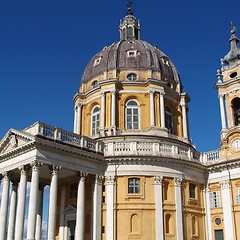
[
  {"x1": 76, "y1": 171, "x2": 88, "y2": 181},
  {"x1": 220, "y1": 180, "x2": 230, "y2": 189},
  {"x1": 106, "y1": 175, "x2": 115, "y2": 184},
  {"x1": 30, "y1": 161, "x2": 43, "y2": 171},
  {"x1": 75, "y1": 102, "x2": 83, "y2": 109},
  {"x1": 18, "y1": 165, "x2": 29, "y2": 175},
  {"x1": 95, "y1": 175, "x2": 104, "y2": 185},
  {"x1": 174, "y1": 177, "x2": 182, "y2": 187},
  {"x1": 159, "y1": 91, "x2": 165, "y2": 96},
  {"x1": 49, "y1": 165, "x2": 61, "y2": 175},
  {"x1": 101, "y1": 91, "x2": 106, "y2": 97},
  {"x1": 154, "y1": 175, "x2": 163, "y2": 184},
  {"x1": 110, "y1": 89, "x2": 116, "y2": 95},
  {"x1": 218, "y1": 93, "x2": 225, "y2": 98},
  {"x1": 1, "y1": 171, "x2": 11, "y2": 180},
  {"x1": 149, "y1": 89, "x2": 155, "y2": 94}
]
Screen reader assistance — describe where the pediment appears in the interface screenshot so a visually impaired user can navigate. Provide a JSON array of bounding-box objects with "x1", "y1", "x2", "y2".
[
  {"x1": 0, "y1": 129, "x2": 35, "y2": 154},
  {"x1": 64, "y1": 204, "x2": 76, "y2": 213}
]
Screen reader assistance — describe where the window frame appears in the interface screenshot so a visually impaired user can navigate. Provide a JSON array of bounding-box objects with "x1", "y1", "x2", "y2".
[
  {"x1": 91, "y1": 105, "x2": 100, "y2": 136},
  {"x1": 189, "y1": 183, "x2": 196, "y2": 199},
  {"x1": 128, "y1": 177, "x2": 141, "y2": 194},
  {"x1": 125, "y1": 99, "x2": 140, "y2": 130},
  {"x1": 210, "y1": 191, "x2": 220, "y2": 208},
  {"x1": 165, "y1": 106, "x2": 173, "y2": 134}
]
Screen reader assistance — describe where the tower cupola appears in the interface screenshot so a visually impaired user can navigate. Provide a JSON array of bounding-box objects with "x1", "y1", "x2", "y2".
[
  {"x1": 119, "y1": 2, "x2": 140, "y2": 40},
  {"x1": 223, "y1": 24, "x2": 240, "y2": 66}
]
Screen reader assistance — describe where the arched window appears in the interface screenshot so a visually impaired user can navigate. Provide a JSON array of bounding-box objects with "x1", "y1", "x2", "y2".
[
  {"x1": 91, "y1": 106, "x2": 100, "y2": 135},
  {"x1": 126, "y1": 100, "x2": 140, "y2": 129},
  {"x1": 232, "y1": 98, "x2": 240, "y2": 126},
  {"x1": 165, "y1": 106, "x2": 173, "y2": 134},
  {"x1": 165, "y1": 214, "x2": 171, "y2": 234},
  {"x1": 127, "y1": 27, "x2": 133, "y2": 39},
  {"x1": 128, "y1": 178, "x2": 140, "y2": 194},
  {"x1": 91, "y1": 80, "x2": 98, "y2": 89}
]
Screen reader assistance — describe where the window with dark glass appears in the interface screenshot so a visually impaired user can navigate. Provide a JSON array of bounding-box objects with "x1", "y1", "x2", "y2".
[
  {"x1": 70, "y1": 183, "x2": 78, "y2": 198},
  {"x1": 127, "y1": 73, "x2": 137, "y2": 81},
  {"x1": 92, "y1": 106, "x2": 100, "y2": 135},
  {"x1": 126, "y1": 100, "x2": 139, "y2": 129},
  {"x1": 165, "y1": 106, "x2": 173, "y2": 134},
  {"x1": 232, "y1": 98, "x2": 240, "y2": 126},
  {"x1": 189, "y1": 183, "x2": 196, "y2": 199},
  {"x1": 128, "y1": 178, "x2": 140, "y2": 194},
  {"x1": 91, "y1": 80, "x2": 98, "y2": 89}
]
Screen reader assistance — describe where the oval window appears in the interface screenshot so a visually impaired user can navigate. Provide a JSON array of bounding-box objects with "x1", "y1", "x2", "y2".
[
  {"x1": 230, "y1": 72, "x2": 237, "y2": 78},
  {"x1": 127, "y1": 73, "x2": 137, "y2": 81},
  {"x1": 215, "y1": 218, "x2": 221, "y2": 226}
]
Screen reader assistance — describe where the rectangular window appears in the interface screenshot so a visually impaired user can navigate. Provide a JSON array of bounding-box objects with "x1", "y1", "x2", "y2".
[
  {"x1": 210, "y1": 191, "x2": 220, "y2": 208},
  {"x1": 189, "y1": 183, "x2": 196, "y2": 199},
  {"x1": 214, "y1": 230, "x2": 224, "y2": 240},
  {"x1": 236, "y1": 187, "x2": 240, "y2": 204},
  {"x1": 128, "y1": 178, "x2": 140, "y2": 194}
]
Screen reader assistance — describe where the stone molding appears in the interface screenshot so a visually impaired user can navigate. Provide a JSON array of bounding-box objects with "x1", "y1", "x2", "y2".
[
  {"x1": 154, "y1": 175, "x2": 163, "y2": 184},
  {"x1": 106, "y1": 175, "x2": 115, "y2": 184},
  {"x1": 174, "y1": 177, "x2": 182, "y2": 187}
]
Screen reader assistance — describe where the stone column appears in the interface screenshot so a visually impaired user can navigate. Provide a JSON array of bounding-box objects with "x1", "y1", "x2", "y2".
[
  {"x1": 111, "y1": 90, "x2": 116, "y2": 129},
  {"x1": 174, "y1": 177, "x2": 183, "y2": 240},
  {"x1": 106, "y1": 175, "x2": 115, "y2": 240},
  {"x1": 47, "y1": 165, "x2": 61, "y2": 240},
  {"x1": 93, "y1": 175, "x2": 103, "y2": 240},
  {"x1": 27, "y1": 162, "x2": 42, "y2": 240},
  {"x1": 7, "y1": 180, "x2": 18, "y2": 240},
  {"x1": 181, "y1": 102, "x2": 188, "y2": 139},
  {"x1": 100, "y1": 92, "x2": 106, "y2": 129},
  {"x1": 221, "y1": 181, "x2": 234, "y2": 240},
  {"x1": 219, "y1": 94, "x2": 227, "y2": 130},
  {"x1": 74, "y1": 103, "x2": 83, "y2": 134},
  {"x1": 154, "y1": 176, "x2": 164, "y2": 240},
  {"x1": 160, "y1": 92, "x2": 165, "y2": 128},
  {"x1": 203, "y1": 185, "x2": 212, "y2": 240},
  {"x1": 75, "y1": 172, "x2": 87, "y2": 240},
  {"x1": 59, "y1": 184, "x2": 66, "y2": 240},
  {"x1": 149, "y1": 89, "x2": 155, "y2": 127},
  {"x1": 35, "y1": 184, "x2": 45, "y2": 240},
  {"x1": 0, "y1": 172, "x2": 10, "y2": 240},
  {"x1": 15, "y1": 166, "x2": 28, "y2": 240}
]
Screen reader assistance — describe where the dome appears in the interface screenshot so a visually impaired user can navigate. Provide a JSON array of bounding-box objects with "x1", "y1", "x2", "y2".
[
  {"x1": 81, "y1": 40, "x2": 181, "y2": 85},
  {"x1": 80, "y1": 8, "x2": 181, "y2": 87}
]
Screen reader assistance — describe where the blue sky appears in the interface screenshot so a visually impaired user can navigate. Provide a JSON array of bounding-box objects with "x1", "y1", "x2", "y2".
[{"x1": 0, "y1": 0, "x2": 239, "y2": 152}]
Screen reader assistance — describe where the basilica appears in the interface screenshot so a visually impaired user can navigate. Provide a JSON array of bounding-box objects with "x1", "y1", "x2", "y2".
[{"x1": 0, "y1": 5, "x2": 240, "y2": 240}]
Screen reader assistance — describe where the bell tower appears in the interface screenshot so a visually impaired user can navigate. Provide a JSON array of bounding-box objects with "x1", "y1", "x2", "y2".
[{"x1": 215, "y1": 24, "x2": 240, "y2": 160}]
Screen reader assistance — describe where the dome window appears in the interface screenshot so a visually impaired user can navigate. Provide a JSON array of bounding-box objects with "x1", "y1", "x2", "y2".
[
  {"x1": 127, "y1": 73, "x2": 137, "y2": 81},
  {"x1": 91, "y1": 81, "x2": 98, "y2": 89},
  {"x1": 230, "y1": 72, "x2": 237, "y2": 78},
  {"x1": 127, "y1": 50, "x2": 137, "y2": 58},
  {"x1": 94, "y1": 56, "x2": 102, "y2": 66},
  {"x1": 165, "y1": 106, "x2": 173, "y2": 134}
]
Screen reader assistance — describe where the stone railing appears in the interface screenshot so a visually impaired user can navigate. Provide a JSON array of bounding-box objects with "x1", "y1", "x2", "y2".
[
  {"x1": 200, "y1": 149, "x2": 220, "y2": 165},
  {"x1": 27, "y1": 122, "x2": 104, "y2": 153},
  {"x1": 104, "y1": 140, "x2": 199, "y2": 161}
]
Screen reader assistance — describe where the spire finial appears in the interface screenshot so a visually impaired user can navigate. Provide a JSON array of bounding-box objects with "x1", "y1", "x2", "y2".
[
  {"x1": 230, "y1": 21, "x2": 236, "y2": 34},
  {"x1": 127, "y1": 1, "x2": 133, "y2": 15}
]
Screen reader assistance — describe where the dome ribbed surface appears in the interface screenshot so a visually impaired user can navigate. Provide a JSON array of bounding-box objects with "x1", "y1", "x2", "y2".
[{"x1": 81, "y1": 39, "x2": 180, "y2": 83}]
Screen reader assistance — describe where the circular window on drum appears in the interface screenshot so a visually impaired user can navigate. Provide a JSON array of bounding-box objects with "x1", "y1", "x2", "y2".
[
  {"x1": 127, "y1": 73, "x2": 137, "y2": 81},
  {"x1": 215, "y1": 218, "x2": 222, "y2": 226}
]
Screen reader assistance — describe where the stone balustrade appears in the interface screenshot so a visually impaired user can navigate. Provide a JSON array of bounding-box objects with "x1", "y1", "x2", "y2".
[
  {"x1": 26, "y1": 122, "x2": 104, "y2": 153},
  {"x1": 200, "y1": 150, "x2": 220, "y2": 165},
  {"x1": 104, "y1": 140, "x2": 199, "y2": 161}
]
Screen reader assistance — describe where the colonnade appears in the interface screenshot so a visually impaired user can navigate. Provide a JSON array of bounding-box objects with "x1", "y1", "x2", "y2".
[
  {"x1": 74, "y1": 88, "x2": 189, "y2": 139},
  {"x1": 0, "y1": 162, "x2": 103, "y2": 240}
]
